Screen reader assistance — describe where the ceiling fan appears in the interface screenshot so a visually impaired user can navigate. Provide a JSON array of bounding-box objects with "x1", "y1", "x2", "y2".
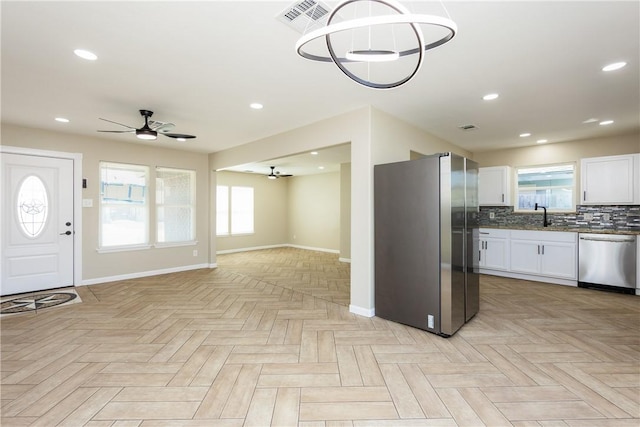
[
  {"x1": 98, "y1": 109, "x2": 196, "y2": 141},
  {"x1": 267, "y1": 166, "x2": 292, "y2": 179}
]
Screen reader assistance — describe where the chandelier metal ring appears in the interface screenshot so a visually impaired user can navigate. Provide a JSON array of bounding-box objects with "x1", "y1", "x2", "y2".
[{"x1": 295, "y1": 0, "x2": 458, "y2": 89}]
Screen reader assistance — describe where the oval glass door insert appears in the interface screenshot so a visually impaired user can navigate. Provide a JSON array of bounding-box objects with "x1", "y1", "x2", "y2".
[{"x1": 17, "y1": 175, "x2": 49, "y2": 237}]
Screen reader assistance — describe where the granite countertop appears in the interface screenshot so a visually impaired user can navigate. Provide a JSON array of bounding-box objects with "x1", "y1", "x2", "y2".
[{"x1": 480, "y1": 225, "x2": 640, "y2": 235}]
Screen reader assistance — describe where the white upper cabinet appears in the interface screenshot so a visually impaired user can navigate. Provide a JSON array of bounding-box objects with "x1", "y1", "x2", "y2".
[
  {"x1": 580, "y1": 154, "x2": 640, "y2": 205},
  {"x1": 479, "y1": 166, "x2": 512, "y2": 206}
]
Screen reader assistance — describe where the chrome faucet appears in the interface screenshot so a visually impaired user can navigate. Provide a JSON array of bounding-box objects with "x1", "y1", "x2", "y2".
[{"x1": 534, "y1": 203, "x2": 549, "y2": 227}]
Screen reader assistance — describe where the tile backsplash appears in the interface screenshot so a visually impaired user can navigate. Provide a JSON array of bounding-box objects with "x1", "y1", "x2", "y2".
[{"x1": 479, "y1": 205, "x2": 640, "y2": 232}]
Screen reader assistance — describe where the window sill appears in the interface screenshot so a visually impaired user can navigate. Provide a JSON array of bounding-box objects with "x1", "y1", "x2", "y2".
[
  {"x1": 97, "y1": 244, "x2": 152, "y2": 253},
  {"x1": 216, "y1": 233, "x2": 255, "y2": 237},
  {"x1": 513, "y1": 210, "x2": 577, "y2": 214},
  {"x1": 154, "y1": 241, "x2": 198, "y2": 249}
]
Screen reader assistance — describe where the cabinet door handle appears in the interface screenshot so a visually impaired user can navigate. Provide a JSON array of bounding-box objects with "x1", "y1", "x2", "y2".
[
  {"x1": 537, "y1": 245, "x2": 540, "y2": 255},
  {"x1": 479, "y1": 250, "x2": 482, "y2": 262},
  {"x1": 583, "y1": 190, "x2": 586, "y2": 201},
  {"x1": 485, "y1": 241, "x2": 488, "y2": 250},
  {"x1": 541, "y1": 245, "x2": 545, "y2": 255},
  {"x1": 501, "y1": 194, "x2": 504, "y2": 203}
]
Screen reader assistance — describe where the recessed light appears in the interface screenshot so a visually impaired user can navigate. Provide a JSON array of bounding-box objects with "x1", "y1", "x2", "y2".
[
  {"x1": 482, "y1": 93, "x2": 499, "y2": 101},
  {"x1": 55, "y1": 117, "x2": 69, "y2": 123},
  {"x1": 602, "y1": 62, "x2": 626, "y2": 72},
  {"x1": 519, "y1": 133, "x2": 531, "y2": 138},
  {"x1": 318, "y1": 166, "x2": 325, "y2": 170},
  {"x1": 176, "y1": 138, "x2": 187, "y2": 142},
  {"x1": 599, "y1": 120, "x2": 614, "y2": 126},
  {"x1": 582, "y1": 118, "x2": 599, "y2": 124},
  {"x1": 249, "y1": 103, "x2": 263, "y2": 110},
  {"x1": 536, "y1": 139, "x2": 548, "y2": 144},
  {"x1": 74, "y1": 49, "x2": 97, "y2": 61},
  {"x1": 310, "y1": 151, "x2": 318, "y2": 155}
]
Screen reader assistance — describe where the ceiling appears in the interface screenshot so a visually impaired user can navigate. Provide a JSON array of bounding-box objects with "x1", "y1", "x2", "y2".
[{"x1": 2, "y1": 1, "x2": 638, "y2": 176}]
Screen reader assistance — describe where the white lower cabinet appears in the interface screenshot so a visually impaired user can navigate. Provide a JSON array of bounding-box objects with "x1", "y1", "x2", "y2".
[
  {"x1": 479, "y1": 229, "x2": 509, "y2": 271},
  {"x1": 510, "y1": 240, "x2": 540, "y2": 275},
  {"x1": 480, "y1": 228, "x2": 578, "y2": 285},
  {"x1": 539, "y1": 241, "x2": 577, "y2": 279}
]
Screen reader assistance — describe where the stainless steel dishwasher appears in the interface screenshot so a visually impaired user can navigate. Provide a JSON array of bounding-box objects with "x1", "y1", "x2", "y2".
[{"x1": 578, "y1": 233, "x2": 637, "y2": 294}]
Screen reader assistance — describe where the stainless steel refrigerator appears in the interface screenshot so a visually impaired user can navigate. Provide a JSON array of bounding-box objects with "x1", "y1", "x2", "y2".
[{"x1": 374, "y1": 153, "x2": 479, "y2": 337}]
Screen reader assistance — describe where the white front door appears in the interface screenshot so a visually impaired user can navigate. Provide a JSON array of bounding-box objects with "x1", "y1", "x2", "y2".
[{"x1": 1, "y1": 153, "x2": 75, "y2": 296}]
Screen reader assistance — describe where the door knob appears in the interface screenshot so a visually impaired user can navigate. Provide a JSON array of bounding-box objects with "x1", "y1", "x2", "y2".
[
  {"x1": 65, "y1": 222, "x2": 72, "y2": 226},
  {"x1": 60, "y1": 230, "x2": 72, "y2": 235}
]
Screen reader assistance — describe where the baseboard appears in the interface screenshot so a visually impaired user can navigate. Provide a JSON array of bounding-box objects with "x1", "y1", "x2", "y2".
[
  {"x1": 216, "y1": 244, "x2": 287, "y2": 255},
  {"x1": 480, "y1": 269, "x2": 577, "y2": 287},
  {"x1": 216, "y1": 244, "x2": 340, "y2": 255},
  {"x1": 287, "y1": 244, "x2": 339, "y2": 254},
  {"x1": 349, "y1": 304, "x2": 375, "y2": 318},
  {"x1": 80, "y1": 263, "x2": 210, "y2": 286}
]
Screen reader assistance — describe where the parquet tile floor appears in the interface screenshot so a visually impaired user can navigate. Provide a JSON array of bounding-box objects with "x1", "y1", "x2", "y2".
[{"x1": 1, "y1": 247, "x2": 639, "y2": 426}]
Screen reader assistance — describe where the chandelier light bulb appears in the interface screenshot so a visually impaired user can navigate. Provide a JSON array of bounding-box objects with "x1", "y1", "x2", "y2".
[{"x1": 345, "y1": 49, "x2": 400, "y2": 63}]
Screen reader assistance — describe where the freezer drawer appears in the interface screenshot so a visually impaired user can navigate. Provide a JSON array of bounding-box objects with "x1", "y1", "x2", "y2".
[{"x1": 578, "y1": 233, "x2": 637, "y2": 292}]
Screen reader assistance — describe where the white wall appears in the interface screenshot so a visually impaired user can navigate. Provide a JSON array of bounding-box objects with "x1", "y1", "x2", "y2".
[
  {"x1": 215, "y1": 171, "x2": 288, "y2": 252},
  {"x1": 2, "y1": 123, "x2": 210, "y2": 283},
  {"x1": 288, "y1": 172, "x2": 340, "y2": 251},
  {"x1": 209, "y1": 107, "x2": 373, "y2": 315},
  {"x1": 473, "y1": 132, "x2": 639, "y2": 168},
  {"x1": 340, "y1": 163, "x2": 351, "y2": 261},
  {"x1": 209, "y1": 106, "x2": 474, "y2": 317},
  {"x1": 473, "y1": 132, "x2": 640, "y2": 202}
]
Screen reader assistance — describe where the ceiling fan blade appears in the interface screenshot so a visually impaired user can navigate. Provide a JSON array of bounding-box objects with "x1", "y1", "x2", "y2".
[
  {"x1": 279, "y1": 174, "x2": 293, "y2": 177},
  {"x1": 97, "y1": 130, "x2": 135, "y2": 133},
  {"x1": 161, "y1": 133, "x2": 196, "y2": 139},
  {"x1": 98, "y1": 117, "x2": 137, "y2": 129}
]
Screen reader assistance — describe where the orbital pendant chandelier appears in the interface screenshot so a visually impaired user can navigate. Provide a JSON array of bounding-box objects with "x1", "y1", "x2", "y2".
[{"x1": 295, "y1": 0, "x2": 457, "y2": 89}]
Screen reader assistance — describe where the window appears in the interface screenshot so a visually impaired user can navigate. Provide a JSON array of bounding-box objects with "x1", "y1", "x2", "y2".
[
  {"x1": 515, "y1": 163, "x2": 575, "y2": 211},
  {"x1": 156, "y1": 167, "x2": 195, "y2": 244},
  {"x1": 216, "y1": 185, "x2": 254, "y2": 236},
  {"x1": 100, "y1": 162, "x2": 149, "y2": 248},
  {"x1": 216, "y1": 186, "x2": 229, "y2": 235}
]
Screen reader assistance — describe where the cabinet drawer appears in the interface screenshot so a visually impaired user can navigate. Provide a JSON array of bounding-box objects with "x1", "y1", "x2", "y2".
[
  {"x1": 510, "y1": 230, "x2": 576, "y2": 243},
  {"x1": 479, "y1": 228, "x2": 509, "y2": 239}
]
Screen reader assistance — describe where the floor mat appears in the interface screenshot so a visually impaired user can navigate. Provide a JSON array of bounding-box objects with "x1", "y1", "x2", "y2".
[{"x1": 1, "y1": 288, "x2": 81, "y2": 317}]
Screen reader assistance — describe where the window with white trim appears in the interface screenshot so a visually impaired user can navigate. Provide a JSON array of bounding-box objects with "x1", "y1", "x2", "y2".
[
  {"x1": 515, "y1": 163, "x2": 575, "y2": 211},
  {"x1": 156, "y1": 167, "x2": 195, "y2": 244},
  {"x1": 100, "y1": 162, "x2": 149, "y2": 248},
  {"x1": 216, "y1": 185, "x2": 254, "y2": 236}
]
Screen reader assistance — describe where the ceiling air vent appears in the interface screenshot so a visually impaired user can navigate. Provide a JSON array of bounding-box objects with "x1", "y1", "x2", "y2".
[
  {"x1": 277, "y1": 0, "x2": 333, "y2": 34},
  {"x1": 458, "y1": 124, "x2": 478, "y2": 131}
]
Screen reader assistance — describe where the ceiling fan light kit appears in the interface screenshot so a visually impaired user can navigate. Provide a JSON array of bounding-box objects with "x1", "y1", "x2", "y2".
[
  {"x1": 267, "y1": 166, "x2": 292, "y2": 179},
  {"x1": 136, "y1": 129, "x2": 157, "y2": 140},
  {"x1": 295, "y1": 0, "x2": 457, "y2": 89},
  {"x1": 98, "y1": 109, "x2": 196, "y2": 141}
]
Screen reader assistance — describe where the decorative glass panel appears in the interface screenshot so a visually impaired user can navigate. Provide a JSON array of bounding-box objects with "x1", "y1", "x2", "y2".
[{"x1": 17, "y1": 175, "x2": 49, "y2": 237}]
